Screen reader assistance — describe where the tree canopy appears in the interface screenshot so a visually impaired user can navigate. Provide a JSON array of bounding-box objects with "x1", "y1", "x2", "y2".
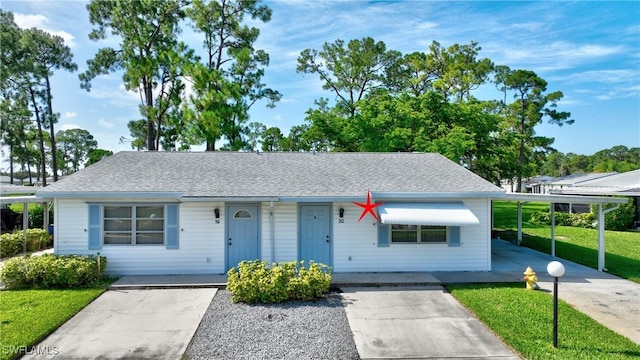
[{"x1": 9, "y1": 4, "x2": 629, "y2": 191}]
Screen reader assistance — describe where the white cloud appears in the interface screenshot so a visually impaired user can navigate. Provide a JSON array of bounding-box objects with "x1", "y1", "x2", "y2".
[
  {"x1": 13, "y1": 13, "x2": 76, "y2": 48},
  {"x1": 62, "y1": 111, "x2": 77, "y2": 119},
  {"x1": 85, "y1": 83, "x2": 141, "y2": 108},
  {"x1": 98, "y1": 118, "x2": 114, "y2": 129},
  {"x1": 58, "y1": 123, "x2": 83, "y2": 131}
]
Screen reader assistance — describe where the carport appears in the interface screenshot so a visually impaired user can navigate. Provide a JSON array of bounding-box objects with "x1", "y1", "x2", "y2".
[
  {"x1": 0, "y1": 185, "x2": 53, "y2": 253},
  {"x1": 496, "y1": 193, "x2": 629, "y2": 272}
]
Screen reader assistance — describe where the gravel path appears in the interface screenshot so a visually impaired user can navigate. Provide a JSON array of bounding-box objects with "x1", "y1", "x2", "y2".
[{"x1": 183, "y1": 290, "x2": 360, "y2": 360}]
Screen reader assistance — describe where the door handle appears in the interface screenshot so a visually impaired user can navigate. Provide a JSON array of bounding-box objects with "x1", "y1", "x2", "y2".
[
  {"x1": 228, "y1": 238, "x2": 232, "y2": 245},
  {"x1": 326, "y1": 235, "x2": 330, "y2": 243}
]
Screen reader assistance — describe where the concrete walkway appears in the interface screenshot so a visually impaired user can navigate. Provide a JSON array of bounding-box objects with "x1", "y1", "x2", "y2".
[
  {"x1": 342, "y1": 285, "x2": 520, "y2": 359},
  {"x1": 23, "y1": 288, "x2": 217, "y2": 360}
]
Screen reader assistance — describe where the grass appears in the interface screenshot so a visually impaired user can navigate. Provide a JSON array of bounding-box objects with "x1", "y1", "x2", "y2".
[
  {"x1": 8, "y1": 203, "x2": 42, "y2": 213},
  {"x1": 0, "y1": 282, "x2": 111, "y2": 360},
  {"x1": 493, "y1": 201, "x2": 640, "y2": 283},
  {"x1": 447, "y1": 283, "x2": 640, "y2": 360}
]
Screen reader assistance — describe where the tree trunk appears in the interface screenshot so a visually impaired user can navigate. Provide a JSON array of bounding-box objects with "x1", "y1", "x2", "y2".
[
  {"x1": 9, "y1": 145, "x2": 14, "y2": 185},
  {"x1": 29, "y1": 87, "x2": 46, "y2": 187},
  {"x1": 144, "y1": 79, "x2": 156, "y2": 151},
  {"x1": 45, "y1": 75, "x2": 59, "y2": 182},
  {"x1": 206, "y1": 141, "x2": 215, "y2": 151}
]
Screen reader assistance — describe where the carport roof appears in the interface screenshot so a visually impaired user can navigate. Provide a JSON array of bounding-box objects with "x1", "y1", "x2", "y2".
[{"x1": 502, "y1": 193, "x2": 628, "y2": 205}]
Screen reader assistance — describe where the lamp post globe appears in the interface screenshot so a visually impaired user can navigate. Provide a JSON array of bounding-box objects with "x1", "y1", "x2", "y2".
[{"x1": 547, "y1": 261, "x2": 565, "y2": 278}]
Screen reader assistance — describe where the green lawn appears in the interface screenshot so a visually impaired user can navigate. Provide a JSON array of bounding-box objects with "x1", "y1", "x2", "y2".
[
  {"x1": 447, "y1": 283, "x2": 640, "y2": 360},
  {"x1": 0, "y1": 287, "x2": 106, "y2": 360},
  {"x1": 493, "y1": 201, "x2": 640, "y2": 283},
  {"x1": 8, "y1": 203, "x2": 42, "y2": 213}
]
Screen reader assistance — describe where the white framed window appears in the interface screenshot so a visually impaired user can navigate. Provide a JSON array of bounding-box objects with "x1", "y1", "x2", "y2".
[
  {"x1": 103, "y1": 205, "x2": 165, "y2": 245},
  {"x1": 390, "y1": 224, "x2": 447, "y2": 244}
]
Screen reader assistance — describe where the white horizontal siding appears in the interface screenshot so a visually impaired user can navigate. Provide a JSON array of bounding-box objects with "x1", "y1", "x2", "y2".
[
  {"x1": 55, "y1": 197, "x2": 491, "y2": 275},
  {"x1": 333, "y1": 199, "x2": 491, "y2": 272},
  {"x1": 260, "y1": 203, "x2": 298, "y2": 264},
  {"x1": 55, "y1": 199, "x2": 225, "y2": 275}
]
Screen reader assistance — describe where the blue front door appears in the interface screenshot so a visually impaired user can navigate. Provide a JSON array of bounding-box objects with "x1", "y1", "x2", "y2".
[
  {"x1": 299, "y1": 205, "x2": 332, "y2": 266},
  {"x1": 227, "y1": 205, "x2": 259, "y2": 270}
]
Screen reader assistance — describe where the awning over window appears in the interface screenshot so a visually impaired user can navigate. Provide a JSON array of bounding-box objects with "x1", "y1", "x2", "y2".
[{"x1": 378, "y1": 202, "x2": 479, "y2": 226}]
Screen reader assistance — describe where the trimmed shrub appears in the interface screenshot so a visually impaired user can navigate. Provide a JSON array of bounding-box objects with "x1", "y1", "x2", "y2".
[
  {"x1": 227, "y1": 260, "x2": 332, "y2": 304},
  {"x1": 0, "y1": 232, "x2": 23, "y2": 257},
  {"x1": 529, "y1": 211, "x2": 596, "y2": 229},
  {"x1": 591, "y1": 201, "x2": 636, "y2": 231},
  {"x1": 0, "y1": 254, "x2": 107, "y2": 289},
  {"x1": 0, "y1": 229, "x2": 51, "y2": 257},
  {"x1": 28, "y1": 205, "x2": 53, "y2": 229}
]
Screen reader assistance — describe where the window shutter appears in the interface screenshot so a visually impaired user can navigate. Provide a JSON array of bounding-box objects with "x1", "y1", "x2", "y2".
[
  {"x1": 88, "y1": 204, "x2": 101, "y2": 250},
  {"x1": 165, "y1": 204, "x2": 179, "y2": 249},
  {"x1": 448, "y1": 226, "x2": 461, "y2": 247},
  {"x1": 377, "y1": 223, "x2": 390, "y2": 247}
]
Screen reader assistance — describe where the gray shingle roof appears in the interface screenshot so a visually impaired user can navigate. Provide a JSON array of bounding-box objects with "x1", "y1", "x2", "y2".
[{"x1": 37, "y1": 152, "x2": 503, "y2": 198}]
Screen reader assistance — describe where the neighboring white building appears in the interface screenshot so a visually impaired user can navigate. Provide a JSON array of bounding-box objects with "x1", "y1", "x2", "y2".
[
  {"x1": 551, "y1": 169, "x2": 640, "y2": 227},
  {"x1": 36, "y1": 152, "x2": 505, "y2": 275}
]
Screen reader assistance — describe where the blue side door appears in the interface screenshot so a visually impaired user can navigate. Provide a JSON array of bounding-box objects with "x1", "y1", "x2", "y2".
[
  {"x1": 299, "y1": 205, "x2": 332, "y2": 266},
  {"x1": 227, "y1": 205, "x2": 259, "y2": 270}
]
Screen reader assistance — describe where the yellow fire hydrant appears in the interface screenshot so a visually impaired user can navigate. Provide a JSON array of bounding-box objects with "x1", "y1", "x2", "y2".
[{"x1": 523, "y1": 266, "x2": 539, "y2": 290}]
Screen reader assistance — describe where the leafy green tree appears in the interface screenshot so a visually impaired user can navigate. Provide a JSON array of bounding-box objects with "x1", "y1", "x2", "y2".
[
  {"x1": 426, "y1": 41, "x2": 494, "y2": 102},
  {"x1": 120, "y1": 119, "x2": 148, "y2": 151},
  {"x1": 56, "y1": 128, "x2": 98, "y2": 173},
  {"x1": 184, "y1": 0, "x2": 280, "y2": 151},
  {"x1": 80, "y1": 0, "x2": 189, "y2": 151},
  {"x1": 246, "y1": 122, "x2": 266, "y2": 151},
  {"x1": 25, "y1": 28, "x2": 77, "y2": 181},
  {"x1": 1, "y1": 10, "x2": 76, "y2": 185},
  {"x1": 284, "y1": 124, "x2": 312, "y2": 152},
  {"x1": 86, "y1": 149, "x2": 113, "y2": 166},
  {"x1": 261, "y1": 127, "x2": 283, "y2": 151},
  {"x1": 297, "y1": 37, "x2": 401, "y2": 118},
  {"x1": 502, "y1": 69, "x2": 573, "y2": 191}
]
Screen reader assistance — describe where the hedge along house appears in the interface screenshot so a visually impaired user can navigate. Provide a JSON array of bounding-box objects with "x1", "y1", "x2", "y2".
[{"x1": 35, "y1": 151, "x2": 506, "y2": 275}]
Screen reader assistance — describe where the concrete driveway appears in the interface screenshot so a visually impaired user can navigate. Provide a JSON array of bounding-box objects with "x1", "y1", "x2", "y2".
[
  {"x1": 23, "y1": 288, "x2": 216, "y2": 360},
  {"x1": 341, "y1": 286, "x2": 520, "y2": 359}
]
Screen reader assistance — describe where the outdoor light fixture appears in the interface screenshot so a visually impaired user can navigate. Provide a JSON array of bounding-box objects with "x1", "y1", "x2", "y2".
[
  {"x1": 547, "y1": 261, "x2": 566, "y2": 348},
  {"x1": 214, "y1": 208, "x2": 220, "y2": 219},
  {"x1": 339, "y1": 208, "x2": 345, "y2": 218}
]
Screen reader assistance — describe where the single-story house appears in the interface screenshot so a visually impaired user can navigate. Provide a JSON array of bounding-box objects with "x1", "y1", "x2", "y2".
[
  {"x1": 35, "y1": 151, "x2": 506, "y2": 275},
  {"x1": 551, "y1": 169, "x2": 640, "y2": 228}
]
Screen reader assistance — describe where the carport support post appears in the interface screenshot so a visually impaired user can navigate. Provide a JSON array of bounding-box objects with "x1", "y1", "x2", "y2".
[
  {"x1": 598, "y1": 204, "x2": 605, "y2": 271},
  {"x1": 44, "y1": 202, "x2": 50, "y2": 230},
  {"x1": 517, "y1": 202, "x2": 523, "y2": 246},
  {"x1": 22, "y1": 202, "x2": 28, "y2": 253},
  {"x1": 551, "y1": 203, "x2": 556, "y2": 257}
]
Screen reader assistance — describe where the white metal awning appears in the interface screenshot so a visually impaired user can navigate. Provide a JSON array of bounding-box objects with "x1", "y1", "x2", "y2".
[{"x1": 378, "y1": 202, "x2": 480, "y2": 226}]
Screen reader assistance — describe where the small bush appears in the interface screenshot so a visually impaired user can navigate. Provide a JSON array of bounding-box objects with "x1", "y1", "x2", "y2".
[
  {"x1": 0, "y1": 254, "x2": 107, "y2": 289},
  {"x1": 227, "y1": 260, "x2": 332, "y2": 304},
  {"x1": 529, "y1": 211, "x2": 596, "y2": 228},
  {"x1": 591, "y1": 201, "x2": 636, "y2": 231},
  {"x1": 29, "y1": 205, "x2": 53, "y2": 229},
  {"x1": 0, "y1": 229, "x2": 51, "y2": 257},
  {"x1": 0, "y1": 232, "x2": 22, "y2": 257}
]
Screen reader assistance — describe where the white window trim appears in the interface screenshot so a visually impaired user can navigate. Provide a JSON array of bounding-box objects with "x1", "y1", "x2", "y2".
[
  {"x1": 103, "y1": 204, "x2": 166, "y2": 246},
  {"x1": 390, "y1": 225, "x2": 449, "y2": 244}
]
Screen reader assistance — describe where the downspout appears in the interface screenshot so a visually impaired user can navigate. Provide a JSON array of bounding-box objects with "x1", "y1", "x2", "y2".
[
  {"x1": 270, "y1": 201, "x2": 275, "y2": 264},
  {"x1": 598, "y1": 202, "x2": 622, "y2": 272},
  {"x1": 551, "y1": 203, "x2": 555, "y2": 257}
]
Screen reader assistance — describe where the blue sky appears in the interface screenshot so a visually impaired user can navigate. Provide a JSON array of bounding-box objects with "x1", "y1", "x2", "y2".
[{"x1": 2, "y1": 0, "x2": 639, "y2": 163}]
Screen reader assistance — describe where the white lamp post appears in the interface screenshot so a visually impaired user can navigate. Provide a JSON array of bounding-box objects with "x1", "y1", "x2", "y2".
[{"x1": 547, "y1": 261, "x2": 565, "y2": 348}]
